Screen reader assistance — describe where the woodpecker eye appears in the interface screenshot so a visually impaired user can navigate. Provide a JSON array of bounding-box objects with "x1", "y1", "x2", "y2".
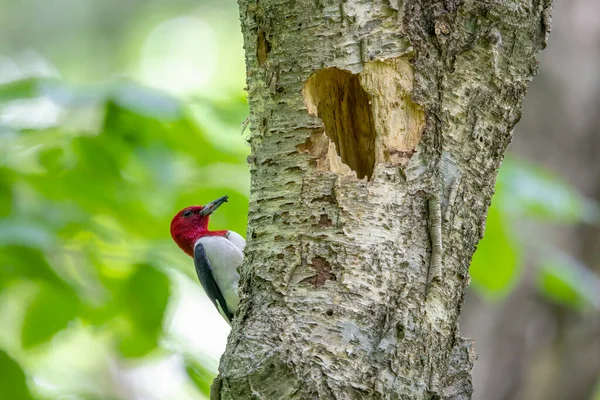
[{"x1": 182, "y1": 210, "x2": 193, "y2": 218}]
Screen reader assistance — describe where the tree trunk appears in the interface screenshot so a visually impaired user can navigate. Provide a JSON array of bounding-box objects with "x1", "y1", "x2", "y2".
[{"x1": 215, "y1": 0, "x2": 552, "y2": 399}]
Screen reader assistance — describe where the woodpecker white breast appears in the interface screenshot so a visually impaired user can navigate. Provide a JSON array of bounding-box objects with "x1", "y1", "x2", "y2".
[
  {"x1": 194, "y1": 231, "x2": 244, "y2": 323},
  {"x1": 170, "y1": 196, "x2": 244, "y2": 325}
]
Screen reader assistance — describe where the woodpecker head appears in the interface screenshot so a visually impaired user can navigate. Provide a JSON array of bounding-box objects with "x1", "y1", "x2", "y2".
[{"x1": 170, "y1": 195, "x2": 229, "y2": 257}]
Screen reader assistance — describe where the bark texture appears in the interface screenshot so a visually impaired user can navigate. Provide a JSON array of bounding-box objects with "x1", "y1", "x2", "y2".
[{"x1": 217, "y1": 0, "x2": 552, "y2": 399}]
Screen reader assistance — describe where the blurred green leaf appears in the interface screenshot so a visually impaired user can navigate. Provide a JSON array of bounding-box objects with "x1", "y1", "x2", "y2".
[
  {"x1": 111, "y1": 82, "x2": 182, "y2": 121},
  {"x1": 496, "y1": 158, "x2": 591, "y2": 223},
  {"x1": 534, "y1": 250, "x2": 600, "y2": 310},
  {"x1": 73, "y1": 394, "x2": 123, "y2": 400},
  {"x1": 594, "y1": 380, "x2": 600, "y2": 400},
  {"x1": 0, "y1": 245, "x2": 60, "y2": 285},
  {"x1": 73, "y1": 135, "x2": 126, "y2": 181},
  {"x1": 117, "y1": 330, "x2": 160, "y2": 359},
  {"x1": 38, "y1": 147, "x2": 65, "y2": 174},
  {"x1": 470, "y1": 206, "x2": 520, "y2": 297},
  {"x1": 538, "y1": 264, "x2": 584, "y2": 309},
  {"x1": 0, "y1": 168, "x2": 15, "y2": 217},
  {"x1": 117, "y1": 264, "x2": 170, "y2": 358},
  {"x1": 122, "y1": 264, "x2": 170, "y2": 331},
  {"x1": 0, "y1": 350, "x2": 34, "y2": 400},
  {"x1": 103, "y1": 99, "x2": 244, "y2": 164},
  {"x1": 184, "y1": 357, "x2": 215, "y2": 397},
  {"x1": 0, "y1": 4, "x2": 251, "y2": 398},
  {"x1": 22, "y1": 283, "x2": 79, "y2": 348},
  {"x1": 0, "y1": 79, "x2": 40, "y2": 103},
  {"x1": 80, "y1": 296, "x2": 118, "y2": 328}
]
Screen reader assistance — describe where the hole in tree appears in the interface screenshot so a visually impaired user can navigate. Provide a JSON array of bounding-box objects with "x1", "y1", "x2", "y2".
[
  {"x1": 257, "y1": 30, "x2": 271, "y2": 66},
  {"x1": 303, "y1": 68, "x2": 376, "y2": 180}
]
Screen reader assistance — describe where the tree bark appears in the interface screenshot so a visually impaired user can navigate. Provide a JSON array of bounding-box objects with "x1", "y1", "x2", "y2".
[{"x1": 215, "y1": 0, "x2": 552, "y2": 399}]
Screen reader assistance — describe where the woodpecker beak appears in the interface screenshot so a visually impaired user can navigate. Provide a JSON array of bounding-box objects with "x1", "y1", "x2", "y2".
[{"x1": 199, "y1": 195, "x2": 229, "y2": 216}]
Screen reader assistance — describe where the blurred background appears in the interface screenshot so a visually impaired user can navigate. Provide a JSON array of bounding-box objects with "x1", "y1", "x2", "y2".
[{"x1": 0, "y1": 0, "x2": 598, "y2": 399}]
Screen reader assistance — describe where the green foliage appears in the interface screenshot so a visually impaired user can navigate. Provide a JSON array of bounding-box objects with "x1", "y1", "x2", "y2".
[
  {"x1": 0, "y1": 75, "x2": 249, "y2": 398},
  {"x1": 0, "y1": 246, "x2": 61, "y2": 286},
  {"x1": 470, "y1": 206, "x2": 519, "y2": 297},
  {"x1": 495, "y1": 158, "x2": 591, "y2": 223},
  {"x1": 0, "y1": 1, "x2": 247, "y2": 398},
  {"x1": 471, "y1": 157, "x2": 600, "y2": 310},
  {"x1": 536, "y1": 253, "x2": 600, "y2": 309},
  {"x1": 0, "y1": 78, "x2": 43, "y2": 103},
  {"x1": 118, "y1": 264, "x2": 170, "y2": 358},
  {"x1": 0, "y1": 168, "x2": 15, "y2": 217},
  {"x1": 538, "y1": 264, "x2": 584, "y2": 309},
  {"x1": 122, "y1": 264, "x2": 170, "y2": 332},
  {"x1": 22, "y1": 283, "x2": 79, "y2": 348},
  {"x1": 185, "y1": 357, "x2": 214, "y2": 397},
  {"x1": 0, "y1": 350, "x2": 34, "y2": 400}
]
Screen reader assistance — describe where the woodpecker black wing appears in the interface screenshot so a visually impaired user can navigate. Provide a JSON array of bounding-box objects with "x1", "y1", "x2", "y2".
[{"x1": 193, "y1": 242, "x2": 234, "y2": 323}]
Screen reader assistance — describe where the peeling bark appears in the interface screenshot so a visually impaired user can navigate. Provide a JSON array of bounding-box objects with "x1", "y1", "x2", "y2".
[{"x1": 216, "y1": 0, "x2": 552, "y2": 398}]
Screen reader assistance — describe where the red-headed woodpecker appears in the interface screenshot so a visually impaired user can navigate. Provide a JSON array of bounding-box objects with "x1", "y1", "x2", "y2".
[{"x1": 170, "y1": 196, "x2": 244, "y2": 324}]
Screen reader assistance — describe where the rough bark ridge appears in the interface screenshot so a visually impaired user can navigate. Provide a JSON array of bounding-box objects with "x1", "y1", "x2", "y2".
[{"x1": 217, "y1": 0, "x2": 552, "y2": 399}]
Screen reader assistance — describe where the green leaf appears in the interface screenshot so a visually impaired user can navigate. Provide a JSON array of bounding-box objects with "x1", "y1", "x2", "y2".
[
  {"x1": 0, "y1": 245, "x2": 60, "y2": 285},
  {"x1": 22, "y1": 283, "x2": 79, "y2": 348},
  {"x1": 38, "y1": 147, "x2": 65, "y2": 174},
  {"x1": 117, "y1": 330, "x2": 159, "y2": 359},
  {"x1": 470, "y1": 205, "x2": 520, "y2": 297},
  {"x1": 0, "y1": 78, "x2": 39, "y2": 103},
  {"x1": 184, "y1": 358, "x2": 216, "y2": 397},
  {"x1": 0, "y1": 168, "x2": 15, "y2": 217},
  {"x1": 117, "y1": 264, "x2": 170, "y2": 358},
  {"x1": 110, "y1": 82, "x2": 182, "y2": 121},
  {"x1": 102, "y1": 99, "x2": 242, "y2": 165},
  {"x1": 79, "y1": 277, "x2": 122, "y2": 327},
  {"x1": 538, "y1": 265, "x2": 584, "y2": 309},
  {"x1": 536, "y1": 254, "x2": 600, "y2": 310},
  {"x1": 74, "y1": 394, "x2": 123, "y2": 400},
  {"x1": 0, "y1": 350, "x2": 34, "y2": 400},
  {"x1": 122, "y1": 264, "x2": 170, "y2": 331},
  {"x1": 496, "y1": 158, "x2": 592, "y2": 223}
]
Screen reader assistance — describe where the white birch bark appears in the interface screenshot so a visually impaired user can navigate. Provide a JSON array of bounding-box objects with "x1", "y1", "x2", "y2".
[{"x1": 213, "y1": 0, "x2": 553, "y2": 398}]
